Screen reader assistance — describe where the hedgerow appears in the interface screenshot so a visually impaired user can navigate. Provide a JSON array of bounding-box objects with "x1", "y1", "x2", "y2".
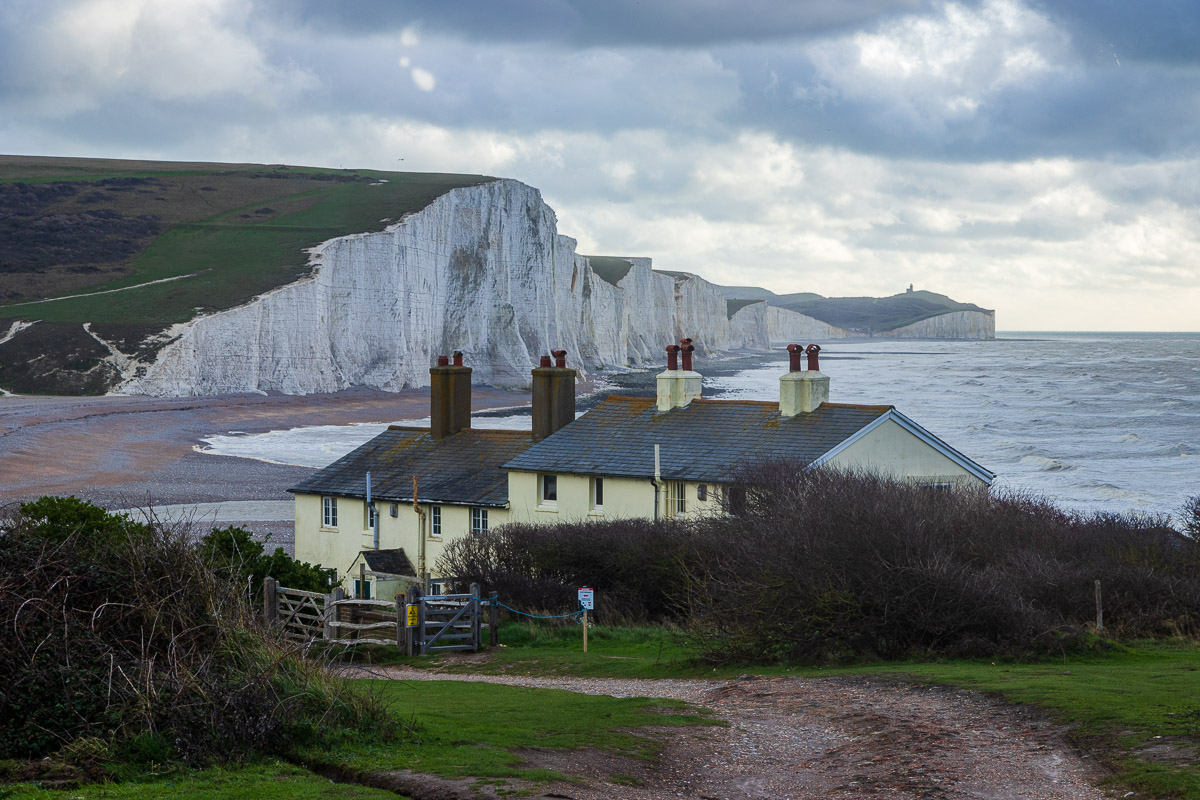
[{"x1": 439, "y1": 468, "x2": 1200, "y2": 663}]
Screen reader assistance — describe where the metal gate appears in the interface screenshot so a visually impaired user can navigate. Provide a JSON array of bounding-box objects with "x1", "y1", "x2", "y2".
[{"x1": 412, "y1": 584, "x2": 482, "y2": 655}]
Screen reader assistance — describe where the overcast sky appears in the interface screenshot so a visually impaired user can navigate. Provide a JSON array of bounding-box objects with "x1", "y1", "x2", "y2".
[{"x1": 3, "y1": 0, "x2": 1199, "y2": 330}]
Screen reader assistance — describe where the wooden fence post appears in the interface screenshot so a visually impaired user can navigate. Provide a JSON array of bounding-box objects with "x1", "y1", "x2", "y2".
[
  {"x1": 488, "y1": 592, "x2": 499, "y2": 647},
  {"x1": 394, "y1": 593, "x2": 405, "y2": 652},
  {"x1": 470, "y1": 582, "x2": 481, "y2": 652},
  {"x1": 324, "y1": 587, "x2": 344, "y2": 640},
  {"x1": 408, "y1": 584, "x2": 423, "y2": 657},
  {"x1": 1095, "y1": 579, "x2": 1104, "y2": 632},
  {"x1": 264, "y1": 577, "x2": 277, "y2": 626}
]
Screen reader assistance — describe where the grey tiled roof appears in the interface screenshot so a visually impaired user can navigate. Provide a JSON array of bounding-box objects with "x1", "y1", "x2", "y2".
[
  {"x1": 501, "y1": 396, "x2": 892, "y2": 482},
  {"x1": 289, "y1": 427, "x2": 530, "y2": 507}
]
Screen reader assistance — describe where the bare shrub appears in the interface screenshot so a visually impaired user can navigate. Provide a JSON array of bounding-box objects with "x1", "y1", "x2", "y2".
[
  {"x1": 683, "y1": 466, "x2": 1200, "y2": 663},
  {"x1": 437, "y1": 517, "x2": 699, "y2": 623},
  {"x1": 440, "y1": 468, "x2": 1200, "y2": 664}
]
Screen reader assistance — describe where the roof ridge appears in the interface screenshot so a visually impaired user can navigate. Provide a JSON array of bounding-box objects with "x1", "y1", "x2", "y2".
[{"x1": 821, "y1": 402, "x2": 894, "y2": 412}]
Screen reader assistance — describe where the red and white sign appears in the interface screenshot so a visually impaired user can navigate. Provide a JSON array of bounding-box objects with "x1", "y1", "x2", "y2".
[{"x1": 577, "y1": 587, "x2": 594, "y2": 610}]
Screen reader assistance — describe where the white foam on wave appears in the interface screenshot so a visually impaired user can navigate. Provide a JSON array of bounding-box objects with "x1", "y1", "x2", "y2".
[{"x1": 199, "y1": 413, "x2": 532, "y2": 468}]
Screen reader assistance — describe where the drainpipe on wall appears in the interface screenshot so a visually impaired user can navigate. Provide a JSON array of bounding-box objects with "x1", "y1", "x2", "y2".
[
  {"x1": 652, "y1": 443, "x2": 661, "y2": 521},
  {"x1": 367, "y1": 471, "x2": 379, "y2": 550},
  {"x1": 411, "y1": 475, "x2": 426, "y2": 580}
]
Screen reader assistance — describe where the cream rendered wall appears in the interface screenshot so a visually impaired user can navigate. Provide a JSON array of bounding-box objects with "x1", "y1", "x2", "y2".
[
  {"x1": 826, "y1": 419, "x2": 985, "y2": 487},
  {"x1": 293, "y1": 493, "x2": 509, "y2": 592},
  {"x1": 506, "y1": 471, "x2": 725, "y2": 523}
]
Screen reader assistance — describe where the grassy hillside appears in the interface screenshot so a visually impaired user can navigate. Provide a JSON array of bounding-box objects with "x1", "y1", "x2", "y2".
[{"x1": 0, "y1": 155, "x2": 493, "y2": 325}]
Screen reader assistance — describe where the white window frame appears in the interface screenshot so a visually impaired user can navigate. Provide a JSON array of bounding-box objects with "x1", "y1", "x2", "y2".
[
  {"x1": 674, "y1": 481, "x2": 687, "y2": 516},
  {"x1": 591, "y1": 477, "x2": 604, "y2": 511},
  {"x1": 431, "y1": 505, "x2": 442, "y2": 536},
  {"x1": 365, "y1": 502, "x2": 377, "y2": 530},
  {"x1": 540, "y1": 474, "x2": 558, "y2": 506},
  {"x1": 322, "y1": 496, "x2": 338, "y2": 528},
  {"x1": 353, "y1": 577, "x2": 373, "y2": 600},
  {"x1": 471, "y1": 507, "x2": 488, "y2": 536}
]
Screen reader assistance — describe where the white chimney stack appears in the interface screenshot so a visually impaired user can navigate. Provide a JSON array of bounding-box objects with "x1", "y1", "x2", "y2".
[{"x1": 780, "y1": 343, "x2": 829, "y2": 416}]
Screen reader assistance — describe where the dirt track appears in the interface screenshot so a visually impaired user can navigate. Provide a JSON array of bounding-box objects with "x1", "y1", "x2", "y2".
[{"x1": 343, "y1": 666, "x2": 1111, "y2": 800}]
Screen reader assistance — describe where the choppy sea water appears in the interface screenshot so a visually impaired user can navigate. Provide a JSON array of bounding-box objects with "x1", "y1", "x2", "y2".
[{"x1": 201, "y1": 333, "x2": 1200, "y2": 522}]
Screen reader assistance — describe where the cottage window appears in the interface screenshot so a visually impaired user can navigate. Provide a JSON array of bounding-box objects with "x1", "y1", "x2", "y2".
[
  {"x1": 322, "y1": 496, "x2": 338, "y2": 528},
  {"x1": 697, "y1": 483, "x2": 708, "y2": 502},
  {"x1": 674, "y1": 481, "x2": 686, "y2": 515},
  {"x1": 540, "y1": 474, "x2": 558, "y2": 504},
  {"x1": 353, "y1": 577, "x2": 372, "y2": 600},
  {"x1": 471, "y1": 507, "x2": 488, "y2": 536},
  {"x1": 591, "y1": 477, "x2": 604, "y2": 510},
  {"x1": 725, "y1": 486, "x2": 747, "y2": 516},
  {"x1": 365, "y1": 502, "x2": 377, "y2": 530},
  {"x1": 431, "y1": 505, "x2": 442, "y2": 536}
]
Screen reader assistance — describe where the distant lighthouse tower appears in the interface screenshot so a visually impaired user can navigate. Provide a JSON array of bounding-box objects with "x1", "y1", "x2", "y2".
[{"x1": 906, "y1": 283, "x2": 914, "y2": 293}]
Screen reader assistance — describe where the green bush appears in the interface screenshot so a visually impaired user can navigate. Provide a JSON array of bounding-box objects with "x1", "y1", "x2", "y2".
[
  {"x1": 198, "y1": 525, "x2": 331, "y2": 595},
  {"x1": 0, "y1": 497, "x2": 392, "y2": 768}
]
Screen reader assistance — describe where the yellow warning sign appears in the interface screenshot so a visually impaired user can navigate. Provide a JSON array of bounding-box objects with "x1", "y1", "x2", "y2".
[{"x1": 406, "y1": 604, "x2": 419, "y2": 627}]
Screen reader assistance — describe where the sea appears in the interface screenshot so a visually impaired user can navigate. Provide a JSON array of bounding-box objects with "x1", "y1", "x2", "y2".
[{"x1": 200, "y1": 333, "x2": 1200, "y2": 524}]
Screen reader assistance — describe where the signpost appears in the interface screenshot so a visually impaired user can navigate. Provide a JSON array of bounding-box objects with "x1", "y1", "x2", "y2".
[{"x1": 578, "y1": 587, "x2": 594, "y2": 653}]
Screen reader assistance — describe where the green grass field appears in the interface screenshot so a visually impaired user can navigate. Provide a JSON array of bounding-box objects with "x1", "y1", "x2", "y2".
[
  {"x1": 2, "y1": 668, "x2": 716, "y2": 799},
  {"x1": 0, "y1": 155, "x2": 492, "y2": 325}
]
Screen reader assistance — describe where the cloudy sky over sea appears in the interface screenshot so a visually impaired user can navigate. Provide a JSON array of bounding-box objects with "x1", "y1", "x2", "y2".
[{"x1": 2, "y1": 0, "x2": 1198, "y2": 331}]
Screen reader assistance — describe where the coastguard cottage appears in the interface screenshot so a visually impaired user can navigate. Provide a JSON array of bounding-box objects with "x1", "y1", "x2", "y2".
[{"x1": 291, "y1": 343, "x2": 994, "y2": 596}]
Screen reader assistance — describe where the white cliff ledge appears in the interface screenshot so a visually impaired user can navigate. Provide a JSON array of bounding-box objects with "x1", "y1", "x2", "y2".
[{"x1": 116, "y1": 179, "x2": 992, "y2": 397}]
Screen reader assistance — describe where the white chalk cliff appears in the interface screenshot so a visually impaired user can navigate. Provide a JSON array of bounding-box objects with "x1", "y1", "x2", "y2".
[{"x1": 115, "y1": 179, "x2": 987, "y2": 397}]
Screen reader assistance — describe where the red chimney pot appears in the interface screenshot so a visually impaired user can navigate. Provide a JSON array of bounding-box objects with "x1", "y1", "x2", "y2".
[
  {"x1": 665, "y1": 344, "x2": 680, "y2": 371},
  {"x1": 436, "y1": 355, "x2": 450, "y2": 367},
  {"x1": 552, "y1": 349, "x2": 567, "y2": 368},
  {"x1": 452, "y1": 351, "x2": 464, "y2": 367},
  {"x1": 786, "y1": 343, "x2": 804, "y2": 372},
  {"x1": 679, "y1": 340, "x2": 695, "y2": 372},
  {"x1": 805, "y1": 343, "x2": 821, "y2": 372},
  {"x1": 539, "y1": 354, "x2": 552, "y2": 368}
]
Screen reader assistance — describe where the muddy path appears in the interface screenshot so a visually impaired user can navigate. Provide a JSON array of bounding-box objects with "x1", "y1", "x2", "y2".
[{"x1": 344, "y1": 666, "x2": 1113, "y2": 800}]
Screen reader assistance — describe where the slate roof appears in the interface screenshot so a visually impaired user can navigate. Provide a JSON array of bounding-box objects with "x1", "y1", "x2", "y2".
[
  {"x1": 289, "y1": 427, "x2": 530, "y2": 507},
  {"x1": 501, "y1": 396, "x2": 894, "y2": 482},
  {"x1": 360, "y1": 548, "x2": 417, "y2": 578}
]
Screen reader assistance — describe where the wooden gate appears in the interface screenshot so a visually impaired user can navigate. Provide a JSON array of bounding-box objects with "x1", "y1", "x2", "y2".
[
  {"x1": 409, "y1": 583, "x2": 485, "y2": 655},
  {"x1": 263, "y1": 581, "x2": 326, "y2": 645},
  {"x1": 264, "y1": 578, "x2": 494, "y2": 654}
]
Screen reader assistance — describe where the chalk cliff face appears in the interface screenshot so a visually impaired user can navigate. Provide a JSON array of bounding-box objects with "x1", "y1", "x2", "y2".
[
  {"x1": 120, "y1": 180, "x2": 765, "y2": 396},
  {"x1": 114, "y1": 179, "x2": 993, "y2": 397},
  {"x1": 876, "y1": 310, "x2": 996, "y2": 339}
]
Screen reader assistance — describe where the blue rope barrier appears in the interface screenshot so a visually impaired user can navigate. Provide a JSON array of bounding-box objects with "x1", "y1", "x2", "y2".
[{"x1": 489, "y1": 599, "x2": 584, "y2": 620}]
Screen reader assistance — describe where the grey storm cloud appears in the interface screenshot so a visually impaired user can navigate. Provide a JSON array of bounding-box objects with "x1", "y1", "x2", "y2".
[
  {"x1": 1, "y1": 0, "x2": 1198, "y2": 328},
  {"x1": 261, "y1": 0, "x2": 928, "y2": 47}
]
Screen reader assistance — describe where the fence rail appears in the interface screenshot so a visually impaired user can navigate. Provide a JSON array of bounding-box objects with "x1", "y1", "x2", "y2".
[{"x1": 263, "y1": 578, "x2": 497, "y2": 653}]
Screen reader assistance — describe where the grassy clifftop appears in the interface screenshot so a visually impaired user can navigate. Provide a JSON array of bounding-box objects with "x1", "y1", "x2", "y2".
[{"x1": 0, "y1": 155, "x2": 493, "y2": 325}]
